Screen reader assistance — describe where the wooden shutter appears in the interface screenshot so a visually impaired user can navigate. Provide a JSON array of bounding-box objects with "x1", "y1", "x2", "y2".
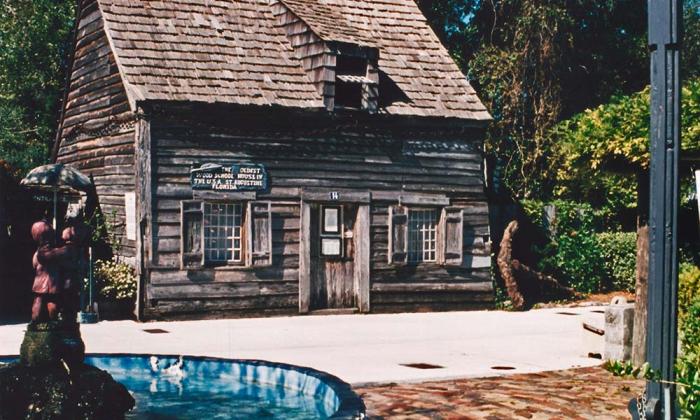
[
  {"x1": 388, "y1": 205, "x2": 408, "y2": 264},
  {"x1": 439, "y1": 207, "x2": 464, "y2": 266},
  {"x1": 181, "y1": 200, "x2": 204, "y2": 269},
  {"x1": 246, "y1": 201, "x2": 272, "y2": 267}
]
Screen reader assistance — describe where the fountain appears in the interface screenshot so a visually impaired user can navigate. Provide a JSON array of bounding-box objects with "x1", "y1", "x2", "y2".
[
  {"x1": 0, "y1": 322, "x2": 134, "y2": 418},
  {"x1": 0, "y1": 221, "x2": 134, "y2": 418},
  {"x1": 0, "y1": 216, "x2": 364, "y2": 418}
]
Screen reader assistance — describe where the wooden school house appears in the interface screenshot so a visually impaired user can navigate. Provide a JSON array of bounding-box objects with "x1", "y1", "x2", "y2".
[{"x1": 53, "y1": 0, "x2": 494, "y2": 319}]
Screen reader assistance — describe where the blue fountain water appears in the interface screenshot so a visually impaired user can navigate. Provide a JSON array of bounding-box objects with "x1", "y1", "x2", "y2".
[{"x1": 1, "y1": 355, "x2": 343, "y2": 419}]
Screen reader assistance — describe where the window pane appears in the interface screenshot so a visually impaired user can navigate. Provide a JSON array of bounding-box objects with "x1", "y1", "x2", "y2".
[
  {"x1": 407, "y1": 209, "x2": 437, "y2": 263},
  {"x1": 323, "y1": 207, "x2": 339, "y2": 233},
  {"x1": 204, "y1": 202, "x2": 243, "y2": 263},
  {"x1": 321, "y1": 238, "x2": 342, "y2": 256}
]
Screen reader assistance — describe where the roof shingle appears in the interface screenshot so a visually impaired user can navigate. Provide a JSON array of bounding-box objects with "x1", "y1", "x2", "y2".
[{"x1": 97, "y1": 0, "x2": 490, "y2": 121}]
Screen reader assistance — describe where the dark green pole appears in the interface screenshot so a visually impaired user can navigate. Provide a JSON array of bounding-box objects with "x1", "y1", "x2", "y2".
[{"x1": 633, "y1": 0, "x2": 682, "y2": 418}]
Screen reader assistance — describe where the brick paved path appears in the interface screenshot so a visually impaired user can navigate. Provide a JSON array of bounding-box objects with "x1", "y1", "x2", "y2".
[{"x1": 356, "y1": 366, "x2": 643, "y2": 419}]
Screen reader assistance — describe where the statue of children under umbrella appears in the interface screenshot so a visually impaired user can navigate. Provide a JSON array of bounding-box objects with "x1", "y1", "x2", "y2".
[{"x1": 21, "y1": 219, "x2": 86, "y2": 367}]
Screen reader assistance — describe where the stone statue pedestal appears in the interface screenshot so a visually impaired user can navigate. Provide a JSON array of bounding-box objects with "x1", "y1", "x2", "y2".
[
  {"x1": 0, "y1": 321, "x2": 134, "y2": 418},
  {"x1": 20, "y1": 321, "x2": 86, "y2": 367}
]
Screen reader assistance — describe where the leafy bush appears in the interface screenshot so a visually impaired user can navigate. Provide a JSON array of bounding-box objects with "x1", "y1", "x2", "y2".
[
  {"x1": 596, "y1": 232, "x2": 637, "y2": 292},
  {"x1": 677, "y1": 263, "x2": 700, "y2": 419},
  {"x1": 678, "y1": 297, "x2": 700, "y2": 419},
  {"x1": 679, "y1": 263, "x2": 700, "y2": 326},
  {"x1": 94, "y1": 259, "x2": 137, "y2": 301},
  {"x1": 521, "y1": 199, "x2": 607, "y2": 293}
]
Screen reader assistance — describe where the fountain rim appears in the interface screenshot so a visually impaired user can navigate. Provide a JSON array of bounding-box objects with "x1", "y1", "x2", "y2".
[{"x1": 0, "y1": 352, "x2": 366, "y2": 419}]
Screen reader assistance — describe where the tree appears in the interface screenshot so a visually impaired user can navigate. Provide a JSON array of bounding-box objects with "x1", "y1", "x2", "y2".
[
  {"x1": 684, "y1": 0, "x2": 700, "y2": 79},
  {"x1": 415, "y1": 0, "x2": 480, "y2": 69},
  {"x1": 0, "y1": 0, "x2": 74, "y2": 176},
  {"x1": 552, "y1": 79, "x2": 700, "y2": 187},
  {"x1": 464, "y1": 0, "x2": 649, "y2": 199},
  {"x1": 468, "y1": 0, "x2": 574, "y2": 198}
]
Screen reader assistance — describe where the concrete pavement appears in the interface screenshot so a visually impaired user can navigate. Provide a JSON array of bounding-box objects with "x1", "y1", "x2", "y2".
[{"x1": 0, "y1": 307, "x2": 605, "y2": 385}]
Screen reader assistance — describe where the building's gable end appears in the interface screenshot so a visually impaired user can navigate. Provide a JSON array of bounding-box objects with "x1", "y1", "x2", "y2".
[{"x1": 55, "y1": 0, "x2": 137, "y2": 261}]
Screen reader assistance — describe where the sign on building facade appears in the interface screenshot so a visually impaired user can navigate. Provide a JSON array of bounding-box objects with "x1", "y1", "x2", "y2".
[{"x1": 190, "y1": 163, "x2": 268, "y2": 192}]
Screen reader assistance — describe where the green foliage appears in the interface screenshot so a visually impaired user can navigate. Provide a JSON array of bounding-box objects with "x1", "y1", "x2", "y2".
[
  {"x1": 604, "y1": 360, "x2": 659, "y2": 381},
  {"x1": 685, "y1": 0, "x2": 700, "y2": 80},
  {"x1": 553, "y1": 80, "x2": 700, "y2": 173},
  {"x1": 678, "y1": 297, "x2": 700, "y2": 419},
  {"x1": 679, "y1": 263, "x2": 700, "y2": 333},
  {"x1": 0, "y1": 0, "x2": 75, "y2": 175},
  {"x1": 548, "y1": 79, "x2": 700, "y2": 231},
  {"x1": 0, "y1": 100, "x2": 48, "y2": 176},
  {"x1": 415, "y1": 0, "x2": 479, "y2": 69},
  {"x1": 469, "y1": 1, "x2": 572, "y2": 199},
  {"x1": 94, "y1": 259, "x2": 137, "y2": 301},
  {"x1": 677, "y1": 263, "x2": 700, "y2": 419},
  {"x1": 465, "y1": 0, "x2": 648, "y2": 199},
  {"x1": 522, "y1": 200, "x2": 607, "y2": 293},
  {"x1": 677, "y1": 356, "x2": 700, "y2": 420},
  {"x1": 596, "y1": 232, "x2": 637, "y2": 292},
  {"x1": 88, "y1": 209, "x2": 123, "y2": 255}
]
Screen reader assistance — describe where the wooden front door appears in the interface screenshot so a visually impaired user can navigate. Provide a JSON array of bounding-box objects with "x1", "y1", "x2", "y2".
[{"x1": 309, "y1": 203, "x2": 357, "y2": 310}]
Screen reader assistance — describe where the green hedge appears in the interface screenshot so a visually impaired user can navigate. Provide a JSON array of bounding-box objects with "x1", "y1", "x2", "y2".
[
  {"x1": 521, "y1": 200, "x2": 607, "y2": 293},
  {"x1": 596, "y1": 232, "x2": 637, "y2": 292}
]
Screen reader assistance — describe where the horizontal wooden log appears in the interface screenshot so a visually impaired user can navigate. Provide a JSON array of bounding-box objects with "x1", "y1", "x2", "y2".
[
  {"x1": 147, "y1": 281, "x2": 298, "y2": 300},
  {"x1": 149, "y1": 267, "x2": 300, "y2": 285},
  {"x1": 370, "y1": 291, "x2": 494, "y2": 304},
  {"x1": 369, "y1": 301, "x2": 493, "y2": 314},
  {"x1": 145, "y1": 295, "x2": 299, "y2": 318},
  {"x1": 153, "y1": 252, "x2": 300, "y2": 269},
  {"x1": 301, "y1": 189, "x2": 370, "y2": 203},
  {"x1": 371, "y1": 281, "x2": 493, "y2": 293}
]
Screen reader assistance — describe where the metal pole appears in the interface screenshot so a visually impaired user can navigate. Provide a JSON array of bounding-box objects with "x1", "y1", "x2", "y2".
[
  {"x1": 635, "y1": 0, "x2": 682, "y2": 418},
  {"x1": 53, "y1": 189, "x2": 58, "y2": 231},
  {"x1": 89, "y1": 245, "x2": 94, "y2": 312},
  {"x1": 695, "y1": 170, "x2": 699, "y2": 235}
]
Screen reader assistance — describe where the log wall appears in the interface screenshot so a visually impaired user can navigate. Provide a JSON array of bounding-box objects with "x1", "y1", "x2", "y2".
[
  {"x1": 142, "y1": 108, "x2": 492, "y2": 319},
  {"x1": 54, "y1": 0, "x2": 136, "y2": 261}
]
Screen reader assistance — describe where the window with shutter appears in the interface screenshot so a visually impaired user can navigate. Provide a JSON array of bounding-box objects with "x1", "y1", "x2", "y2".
[
  {"x1": 439, "y1": 207, "x2": 464, "y2": 266},
  {"x1": 246, "y1": 201, "x2": 272, "y2": 267},
  {"x1": 181, "y1": 201, "x2": 204, "y2": 269},
  {"x1": 182, "y1": 200, "x2": 273, "y2": 269},
  {"x1": 407, "y1": 208, "x2": 438, "y2": 263},
  {"x1": 388, "y1": 205, "x2": 408, "y2": 264},
  {"x1": 204, "y1": 202, "x2": 244, "y2": 264}
]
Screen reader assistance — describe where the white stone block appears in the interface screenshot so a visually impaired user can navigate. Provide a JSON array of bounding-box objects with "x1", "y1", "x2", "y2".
[{"x1": 604, "y1": 300, "x2": 635, "y2": 361}]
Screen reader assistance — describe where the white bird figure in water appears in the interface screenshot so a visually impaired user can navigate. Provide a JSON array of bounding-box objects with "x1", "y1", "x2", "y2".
[
  {"x1": 162, "y1": 355, "x2": 185, "y2": 378},
  {"x1": 149, "y1": 356, "x2": 160, "y2": 373}
]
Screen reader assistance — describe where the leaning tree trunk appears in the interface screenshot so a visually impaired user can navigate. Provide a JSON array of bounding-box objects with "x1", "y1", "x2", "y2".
[
  {"x1": 497, "y1": 220, "x2": 578, "y2": 310},
  {"x1": 497, "y1": 220, "x2": 526, "y2": 309}
]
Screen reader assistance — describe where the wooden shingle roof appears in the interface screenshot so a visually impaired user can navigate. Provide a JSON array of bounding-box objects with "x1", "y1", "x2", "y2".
[{"x1": 97, "y1": 0, "x2": 490, "y2": 121}]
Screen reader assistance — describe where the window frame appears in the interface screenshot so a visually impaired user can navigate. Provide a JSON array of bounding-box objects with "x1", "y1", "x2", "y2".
[
  {"x1": 202, "y1": 201, "x2": 246, "y2": 267},
  {"x1": 406, "y1": 207, "x2": 439, "y2": 264},
  {"x1": 319, "y1": 205, "x2": 344, "y2": 258}
]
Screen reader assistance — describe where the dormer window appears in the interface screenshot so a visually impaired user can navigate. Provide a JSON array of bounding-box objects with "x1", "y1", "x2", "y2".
[
  {"x1": 335, "y1": 55, "x2": 372, "y2": 110},
  {"x1": 272, "y1": 0, "x2": 380, "y2": 112},
  {"x1": 333, "y1": 52, "x2": 379, "y2": 112}
]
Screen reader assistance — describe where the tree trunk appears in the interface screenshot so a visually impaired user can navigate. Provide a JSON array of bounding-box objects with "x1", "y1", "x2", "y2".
[
  {"x1": 632, "y1": 171, "x2": 649, "y2": 365},
  {"x1": 497, "y1": 220, "x2": 578, "y2": 310},
  {"x1": 632, "y1": 225, "x2": 649, "y2": 365},
  {"x1": 497, "y1": 221, "x2": 526, "y2": 310}
]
